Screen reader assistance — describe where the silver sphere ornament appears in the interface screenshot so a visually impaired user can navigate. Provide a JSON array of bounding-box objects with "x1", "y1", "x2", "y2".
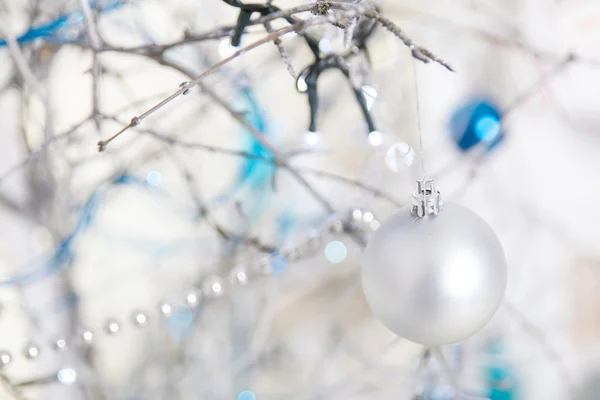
[{"x1": 361, "y1": 179, "x2": 507, "y2": 346}]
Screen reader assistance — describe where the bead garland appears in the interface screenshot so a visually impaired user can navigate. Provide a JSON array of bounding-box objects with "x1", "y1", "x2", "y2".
[{"x1": 0, "y1": 208, "x2": 380, "y2": 372}]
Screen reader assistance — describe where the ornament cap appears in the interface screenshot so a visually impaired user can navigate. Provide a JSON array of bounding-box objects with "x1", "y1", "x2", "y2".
[{"x1": 411, "y1": 178, "x2": 442, "y2": 217}]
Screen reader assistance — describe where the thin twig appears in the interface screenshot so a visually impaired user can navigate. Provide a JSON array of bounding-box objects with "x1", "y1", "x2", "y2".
[
  {"x1": 167, "y1": 152, "x2": 276, "y2": 253},
  {"x1": 502, "y1": 300, "x2": 575, "y2": 397},
  {"x1": 503, "y1": 53, "x2": 576, "y2": 117},
  {"x1": 78, "y1": 0, "x2": 102, "y2": 51},
  {"x1": 78, "y1": 0, "x2": 103, "y2": 127},
  {"x1": 344, "y1": 16, "x2": 358, "y2": 49},
  {"x1": 432, "y1": 347, "x2": 462, "y2": 398},
  {"x1": 296, "y1": 166, "x2": 403, "y2": 207},
  {"x1": 264, "y1": 21, "x2": 295, "y2": 77},
  {"x1": 0, "y1": 11, "x2": 43, "y2": 96},
  {"x1": 363, "y1": 11, "x2": 454, "y2": 71},
  {"x1": 101, "y1": 114, "x2": 275, "y2": 162},
  {"x1": 0, "y1": 117, "x2": 92, "y2": 188},
  {"x1": 97, "y1": 25, "x2": 297, "y2": 151},
  {"x1": 0, "y1": 373, "x2": 23, "y2": 399}
]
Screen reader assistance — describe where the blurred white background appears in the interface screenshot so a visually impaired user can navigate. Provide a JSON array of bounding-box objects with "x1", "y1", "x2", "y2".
[{"x1": 1, "y1": 0, "x2": 600, "y2": 399}]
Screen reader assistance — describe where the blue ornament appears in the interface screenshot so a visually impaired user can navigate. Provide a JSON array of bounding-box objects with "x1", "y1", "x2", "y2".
[
  {"x1": 237, "y1": 391, "x2": 257, "y2": 400},
  {"x1": 269, "y1": 253, "x2": 288, "y2": 275},
  {"x1": 450, "y1": 100, "x2": 504, "y2": 152},
  {"x1": 167, "y1": 305, "x2": 195, "y2": 341},
  {"x1": 482, "y1": 337, "x2": 519, "y2": 400},
  {"x1": 0, "y1": 0, "x2": 125, "y2": 47}
]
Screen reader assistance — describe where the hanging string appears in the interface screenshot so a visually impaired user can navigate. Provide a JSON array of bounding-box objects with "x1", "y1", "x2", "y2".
[{"x1": 411, "y1": 58, "x2": 426, "y2": 179}]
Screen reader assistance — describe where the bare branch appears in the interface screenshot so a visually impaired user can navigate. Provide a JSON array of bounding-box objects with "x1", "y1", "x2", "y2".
[
  {"x1": 360, "y1": 10, "x2": 454, "y2": 71},
  {"x1": 264, "y1": 21, "x2": 295, "y2": 77},
  {"x1": 0, "y1": 117, "x2": 91, "y2": 188},
  {"x1": 78, "y1": 0, "x2": 102, "y2": 51},
  {"x1": 296, "y1": 166, "x2": 403, "y2": 207},
  {"x1": 98, "y1": 25, "x2": 297, "y2": 151}
]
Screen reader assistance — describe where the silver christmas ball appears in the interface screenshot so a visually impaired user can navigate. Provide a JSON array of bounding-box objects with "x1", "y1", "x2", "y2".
[{"x1": 362, "y1": 201, "x2": 507, "y2": 346}]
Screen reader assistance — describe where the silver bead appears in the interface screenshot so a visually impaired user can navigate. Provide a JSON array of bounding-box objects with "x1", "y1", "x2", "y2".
[
  {"x1": 0, "y1": 351, "x2": 11, "y2": 367},
  {"x1": 131, "y1": 310, "x2": 150, "y2": 328},
  {"x1": 202, "y1": 275, "x2": 224, "y2": 298},
  {"x1": 362, "y1": 211, "x2": 374, "y2": 224},
  {"x1": 81, "y1": 329, "x2": 94, "y2": 343},
  {"x1": 52, "y1": 338, "x2": 68, "y2": 351},
  {"x1": 179, "y1": 81, "x2": 192, "y2": 95},
  {"x1": 327, "y1": 215, "x2": 344, "y2": 234},
  {"x1": 104, "y1": 319, "x2": 121, "y2": 335},
  {"x1": 351, "y1": 208, "x2": 363, "y2": 222},
  {"x1": 230, "y1": 265, "x2": 248, "y2": 285},
  {"x1": 159, "y1": 302, "x2": 173, "y2": 316},
  {"x1": 362, "y1": 201, "x2": 507, "y2": 346},
  {"x1": 23, "y1": 341, "x2": 40, "y2": 359},
  {"x1": 184, "y1": 289, "x2": 202, "y2": 308},
  {"x1": 369, "y1": 220, "x2": 380, "y2": 231}
]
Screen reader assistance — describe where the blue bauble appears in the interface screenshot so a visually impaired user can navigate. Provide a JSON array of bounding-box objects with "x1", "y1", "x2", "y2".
[
  {"x1": 237, "y1": 391, "x2": 257, "y2": 400},
  {"x1": 450, "y1": 100, "x2": 504, "y2": 152}
]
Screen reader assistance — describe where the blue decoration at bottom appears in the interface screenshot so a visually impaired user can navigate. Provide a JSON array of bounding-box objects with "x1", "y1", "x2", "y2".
[
  {"x1": 483, "y1": 337, "x2": 519, "y2": 400},
  {"x1": 450, "y1": 99, "x2": 504, "y2": 152},
  {"x1": 237, "y1": 391, "x2": 257, "y2": 400},
  {"x1": 269, "y1": 253, "x2": 288, "y2": 275}
]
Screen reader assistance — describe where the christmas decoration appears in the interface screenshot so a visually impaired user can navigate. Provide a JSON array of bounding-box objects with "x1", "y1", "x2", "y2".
[
  {"x1": 450, "y1": 99, "x2": 503, "y2": 152},
  {"x1": 362, "y1": 178, "x2": 507, "y2": 345},
  {"x1": 0, "y1": 0, "x2": 595, "y2": 398}
]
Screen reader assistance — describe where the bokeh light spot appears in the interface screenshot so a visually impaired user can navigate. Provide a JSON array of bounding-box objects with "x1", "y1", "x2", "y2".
[
  {"x1": 475, "y1": 116, "x2": 501, "y2": 142},
  {"x1": 368, "y1": 131, "x2": 383, "y2": 147},
  {"x1": 304, "y1": 130, "x2": 321, "y2": 146},
  {"x1": 219, "y1": 39, "x2": 239, "y2": 59},
  {"x1": 57, "y1": 367, "x2": 77, "y2": 385},
  {"x1": 385, "y1": 142, "x2": 415, "y2": 173},
  {"x1": 146, "y1": 170, "x2": 162, "y2": 187},
  {"x1": 296, "y1": 76, "x2": 308, "y2": 92},
  {"x1": 325, "y1": 241, "x2": 347, "y2": 264},
  {"x1": 319, "y1": 38, "x2": 331, "y2": 53}
]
